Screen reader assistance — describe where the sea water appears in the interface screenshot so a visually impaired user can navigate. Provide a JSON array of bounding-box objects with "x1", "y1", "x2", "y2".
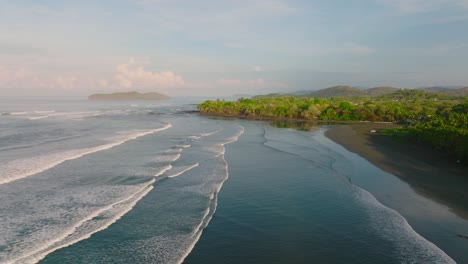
[{"x1": 0, "y1": 97, "x2": 466, "y2": 263}]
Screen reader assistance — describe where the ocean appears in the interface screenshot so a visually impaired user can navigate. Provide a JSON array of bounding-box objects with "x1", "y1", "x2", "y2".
[{"x1": 0, "y1": 97, "x2": 466, "y2": 263}]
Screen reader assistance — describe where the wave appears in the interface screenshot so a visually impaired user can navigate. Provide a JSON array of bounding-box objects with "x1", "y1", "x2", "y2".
[
  {"x1": 169, "y1": 154, "x2": 181, "y2": 162},
  {"x1": 0, "y1": 124, "x2": 172, "y2": 185},
  {"x1": 188, "y1": 128, "x2": 221, "y2": 140},
  {"x1": 176, "y1": 127, "x2": 244, "y2": 264},
  {"x1": 33, "y1": 110, "x2": 55, "y2": 114},
  {"x1": 263, "y1": 127, "x2": 454, "y2": 263},
  {"x1": 0, "y1": 134, "x2": 83, "y2": 152},
  {"x1": 154, "y1": 165, "x2": 173, "y2": 177},
  {"x1": 176, "y1": 144, "x2": 191, "y2": 148},
  {"x1": 27, "y1": 111, "x2": 98, "y2": 120},
  {"x1": 7, "y1": 179, "x2": 155, "y2": 264},
  {"x1": 354, "y1": 187, "x2": 454, "y2": 263},
  {"x1": 11, "y1": 111, "x2": 28, "y2": 115},
  {"x1": 167, "y1": 163, "x2": 200, "y2": 178},
  {"x1": 164, "y1": 148, "x2": 183, "y2": 154},
  {"x1": 213, "y1": 126, "x2": 245, "y2": 156}
]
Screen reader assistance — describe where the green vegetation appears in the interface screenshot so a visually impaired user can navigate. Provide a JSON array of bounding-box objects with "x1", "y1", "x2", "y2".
[{"x1": 198, "y1": 90, "x2": 468, "y2": 163}]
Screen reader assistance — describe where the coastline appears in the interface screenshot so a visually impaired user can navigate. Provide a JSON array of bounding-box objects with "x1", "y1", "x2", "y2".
[
  {"x1": 325, "y1": 124, "x2": 468, "y2": 220},
  {"x1": 199, "y1": 111, "x2": 468, "y2": 218}
]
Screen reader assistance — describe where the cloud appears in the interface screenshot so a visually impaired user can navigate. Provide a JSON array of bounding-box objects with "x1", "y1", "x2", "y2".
[
  {"x1": 0, "y1": 58, "x2": 188, "y2": 95},
  {"x1": 458, "y1": 0, "x2": 468, "y2": 8},
  {"x1": 113, "y1": 58, "x2": 185, "y2": 91},
  {"x1": 252, "y1": 66, "x2": 265, "y2": 72},
  {"x1": 0, "y1": 66, "x2": 81, "y2": 94}
]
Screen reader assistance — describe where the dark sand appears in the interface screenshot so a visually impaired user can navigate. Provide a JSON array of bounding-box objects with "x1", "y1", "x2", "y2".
[{"x1": 326, "y1": 124, "x2": 468, "y2": 220}]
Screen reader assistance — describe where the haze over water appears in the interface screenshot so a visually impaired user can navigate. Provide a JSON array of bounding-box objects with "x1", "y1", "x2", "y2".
[{"x1": 0, "y1": 97, "x2": 467, "y2": 263}]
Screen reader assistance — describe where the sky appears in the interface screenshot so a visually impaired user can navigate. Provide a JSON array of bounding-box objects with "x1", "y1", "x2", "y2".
[{"x1": 1, "y1": 0, "x2": 468, "y2": 97}]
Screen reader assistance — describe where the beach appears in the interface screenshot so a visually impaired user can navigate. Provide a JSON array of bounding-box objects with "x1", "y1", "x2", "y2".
[{"x1": 325, "y1": 124, "x2": 468, "y2": 220}]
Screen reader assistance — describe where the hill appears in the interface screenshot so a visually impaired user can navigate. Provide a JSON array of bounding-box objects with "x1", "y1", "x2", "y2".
[
  {"x1": 440, "y1": 87, "x2": 468, "y2": 96},
  {"x1": 255, "y1": 85, "x2": 467, "y2": 99},
  {"x1": 88, "y1": 91, "x2": 170, "y2": 100},
  {"x1": 364, "y1": 86, "x2": 401, "y2": 97},
  {"x1": 300, "y1": 85, "x2": 401, "y2": 98},
  {"x1": 304, "y1": 85, "x2": 364, "y2": 98}
]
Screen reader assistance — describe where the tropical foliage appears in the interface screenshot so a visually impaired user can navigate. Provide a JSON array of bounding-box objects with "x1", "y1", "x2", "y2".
[{"x1": 198, "y1": 90, "x2": 468, "y2": 162}]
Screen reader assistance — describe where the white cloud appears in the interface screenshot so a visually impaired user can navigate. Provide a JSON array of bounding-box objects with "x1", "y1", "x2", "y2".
[
  {"x1": 113, "y1": 58, "x2": 185, "y2": 91},
  {"x1": 0, "y1": 66, "x2": 83, "y2": 95},
  {"x1": 458, "y1": 0, "x2": 468, "y2": 8},
  {"x1": 252, "y1": 66, "x2": 265, "y2": 72},
  {"x1": 0, "y1": 58, "x2": 188, "y2": 95}
]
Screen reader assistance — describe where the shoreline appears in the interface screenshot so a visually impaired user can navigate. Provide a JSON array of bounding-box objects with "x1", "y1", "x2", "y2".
[
  {"x1": 199, "y1": 112, "x2": 394, "y2": 124},
  {"x1": 199, "y1": 112, "x2": 468, "y2": 218},
  {"x1": 325, "y1": 124, "x2": 468, "y2": 220}
]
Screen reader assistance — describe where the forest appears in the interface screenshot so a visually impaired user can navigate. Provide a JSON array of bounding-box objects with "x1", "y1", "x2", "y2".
[{"x1": 198, "y1": 90, "x2": 468, "y2": 162}]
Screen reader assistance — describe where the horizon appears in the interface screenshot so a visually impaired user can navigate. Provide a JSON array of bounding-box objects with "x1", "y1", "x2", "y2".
[{"x1": 1, "y1": 0, "x2": 468, "y2": 97}]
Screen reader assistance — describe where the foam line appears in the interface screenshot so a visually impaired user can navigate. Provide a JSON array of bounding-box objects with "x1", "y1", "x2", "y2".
[
  {"x1": 191, "y1": 207, "x2": 211, "y2": 238},
  {"x1": 8, "y1": 179, "x2": 155, "y2": 264},
  {"x1": 187, "y1": 128, "x2": 221, "y2": 140},
  {"x1": 355, "y1": 186, "x2": 455, "y2": 263},
  {"x1": 154, "y1": 165, "x2": 173, "y2": 177},
  {"x1": 0, "y1": 124, "x2": 172, "y2": 185},
  {"x1": 176, "y1": 127, "x2": 244, "y2": 264},
  {"x1": 170, "y1": 154, "x2": 181, "y2": 162},
  {"x1": 167, "y1": 163, "x2": 199, "y2": 178}
]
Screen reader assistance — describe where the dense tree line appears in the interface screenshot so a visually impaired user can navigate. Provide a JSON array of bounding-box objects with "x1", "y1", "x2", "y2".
[
  {"x1": 198, "y1": 91, "x2": 468, "y2": 162},
  {"x1": 198, "y1": 92, "x2": 465, "y2": 122}
]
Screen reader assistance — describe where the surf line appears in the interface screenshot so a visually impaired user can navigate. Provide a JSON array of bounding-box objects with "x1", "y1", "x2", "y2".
[
  {"x1": 167, "y1": 163, "x2": 199, "y2": 178},
  {"x1": 175, "y1": 126, "x2": 244, "y2": 264},
  {"x1": 7, "y1": 179, "x2": 156, "y2": 264},
  {"x1": 0, "y1": 123, "x2": 172, "y2": 185}
]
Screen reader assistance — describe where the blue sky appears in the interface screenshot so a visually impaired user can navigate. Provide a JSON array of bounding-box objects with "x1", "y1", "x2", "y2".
[{"x1": 1, "y1": 0, "x2": 468, "y2": 96}]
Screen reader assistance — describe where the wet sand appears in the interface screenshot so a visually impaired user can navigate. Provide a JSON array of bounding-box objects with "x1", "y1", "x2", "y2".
[{"x1": 325, "y1": 124, "x2": 468, "y2": 220}]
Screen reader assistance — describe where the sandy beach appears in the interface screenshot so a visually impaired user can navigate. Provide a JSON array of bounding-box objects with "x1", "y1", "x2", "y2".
[{"x1": 326, "y1": 124, "x2": 468, "y2": 220}]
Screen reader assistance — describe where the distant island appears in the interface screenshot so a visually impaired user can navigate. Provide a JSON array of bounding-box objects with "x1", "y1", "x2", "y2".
[{"x1": 88, "y1": 91, "x2": 170, "y2": 100}]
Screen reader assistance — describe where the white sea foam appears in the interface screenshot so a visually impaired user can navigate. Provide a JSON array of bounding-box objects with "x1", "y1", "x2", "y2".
[
  {"x1": 33, "y1": 110, "x2": 55, "y2": 114},
  {"x1": 169, "y1": 154, "x2": 181, "y2": 162},
  {"x1": 7, "y1": 180, "x2": 155, "y2": 264},
  {"x1": 213, "y1": 126, "x2": 244, "y2": 157},
  {"x1": 176, "y1": 126, "x2": 243, "y2": 264},
  {"x1": 188, "y1": 128, "x2": 221, "y2": 140},
  {"x1": 354, "y1": 187, "x2": 455, "y2": 263},
  {"x1": 164, "y1": 148, "x2": 183, "y2": 154},
  {"x1": 152, "y1": 153, "x2": 181, "y2": 164},
  {"x1": 11, "y1": 111, "x2": 28, "y2": 115},
  {"x1": 154, "y1": 165, "x2": 173, "y2": 177},
  {"x1": 191, "y1": 207, "x2": 211, "y2": 238},
  {"x1": 200, "y1": 129, "x2": 221, "y2": 137},
  {"x1": 176, "y1": 144, "x2": 191, "y2": 148},
  {"x1": 26, "y1": 111, "x2": 101, "y2": 120},
  {"x1": 167, "y1": 163, "x2": 199, "y2": 178},
  {"x1": 0, "y1": 124, "x2": 172, "y2": 185}
]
